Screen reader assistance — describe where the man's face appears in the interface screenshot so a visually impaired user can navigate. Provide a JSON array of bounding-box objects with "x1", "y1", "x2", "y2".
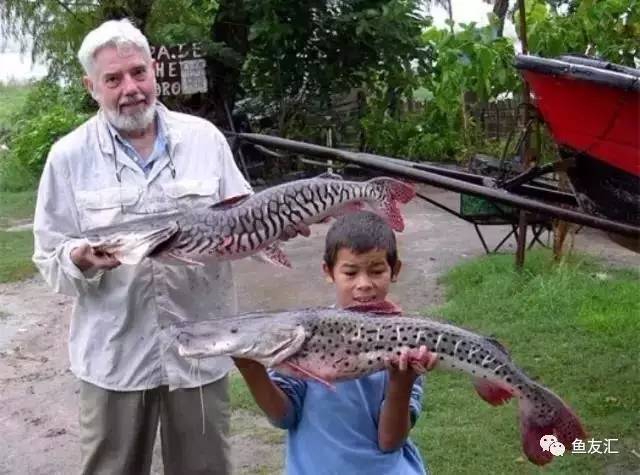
[{"x1": 84, "y1": 44, "x2": 157, "y2": 133}]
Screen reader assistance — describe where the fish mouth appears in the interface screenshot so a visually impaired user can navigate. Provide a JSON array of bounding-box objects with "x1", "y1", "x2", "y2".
[{"x1": 176, "y1": 332, "x2": 228, "y2": 359}]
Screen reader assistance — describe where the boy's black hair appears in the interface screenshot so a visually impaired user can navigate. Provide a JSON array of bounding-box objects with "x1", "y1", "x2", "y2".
[{"x1": 323, "y1": 210, "x2": 398, "y2": 271}]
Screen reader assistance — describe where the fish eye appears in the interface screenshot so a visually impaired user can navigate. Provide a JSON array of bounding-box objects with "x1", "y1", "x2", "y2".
[{"x1": 230, "y1": 328, "x2": 238, "y2": 334}]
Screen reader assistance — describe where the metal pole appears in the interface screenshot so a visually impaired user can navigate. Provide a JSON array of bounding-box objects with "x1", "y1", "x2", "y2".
[
  {"x1": 223, "y1": 100, "x2": 251, "y2": 180},
  {"x1": 515, "y1": 0, "x2": 531, "y2": 269},
  {"x1": 236, "y1": 132, "x2": 640, "y2": 238}
]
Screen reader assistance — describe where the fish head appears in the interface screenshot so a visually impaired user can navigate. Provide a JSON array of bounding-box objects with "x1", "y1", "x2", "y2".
[{"x1": 172, "y1": 313, "x2": 307, "y2": 367}]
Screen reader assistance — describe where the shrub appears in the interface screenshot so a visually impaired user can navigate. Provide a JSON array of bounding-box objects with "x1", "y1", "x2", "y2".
[{"x1": 0, "y1": 80, "x2": 93, "y2": 191}]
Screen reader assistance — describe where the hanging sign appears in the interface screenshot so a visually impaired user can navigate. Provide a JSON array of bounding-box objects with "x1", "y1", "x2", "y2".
[{"x1": 150, "y1": 43, "x2": 207, "y2": 96}]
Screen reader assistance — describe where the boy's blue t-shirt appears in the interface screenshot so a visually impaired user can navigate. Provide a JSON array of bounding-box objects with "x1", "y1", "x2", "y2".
[{"x1": 269, "y1": 369, "x2": 428, "y2": 475}]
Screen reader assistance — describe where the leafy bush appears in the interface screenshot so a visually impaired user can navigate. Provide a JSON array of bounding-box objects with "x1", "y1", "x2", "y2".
[
  {"x1": 523, "y1": 0, "x2": 639, "y2": 66},
  {"x1": 0, "y1": 80, "x2": 93, "y2": 191},
  {"x1": 361, "y1": 107, "x2": 466, "y2": 161},
  {"x1": 361, "y1": 22, "x2": 519, "y2": 162}
]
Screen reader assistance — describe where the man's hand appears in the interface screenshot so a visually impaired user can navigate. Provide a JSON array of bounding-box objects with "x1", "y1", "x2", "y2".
[{"x1": 70, "y1": 243, "x2": 121, "y2": 272}]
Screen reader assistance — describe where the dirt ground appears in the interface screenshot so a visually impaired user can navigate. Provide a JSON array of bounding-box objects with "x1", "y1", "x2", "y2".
[{"x1": 1, "y1": 186, "x2": 638, "y2": 475}]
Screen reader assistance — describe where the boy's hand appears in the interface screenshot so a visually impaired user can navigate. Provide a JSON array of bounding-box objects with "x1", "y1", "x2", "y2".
[
  {"x1": 385, "y1": 346, "x2": 438, "y2": 385},
  {"x1": 232, "y1": 357, "x2": 265, "y2": 371}
]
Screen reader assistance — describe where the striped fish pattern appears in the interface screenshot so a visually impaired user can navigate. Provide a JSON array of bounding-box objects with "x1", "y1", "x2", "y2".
[
  {"x1": 171, "y1": 301, "x2": 586, "y2": 466},
  {"x1": 88, "y1": 175, "x2": 415, "y2": 267}
]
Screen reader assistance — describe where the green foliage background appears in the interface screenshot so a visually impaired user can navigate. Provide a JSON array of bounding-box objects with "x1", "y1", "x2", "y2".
[{"x1": 0, "y1": 0, "x2": 638, "y2": 189}]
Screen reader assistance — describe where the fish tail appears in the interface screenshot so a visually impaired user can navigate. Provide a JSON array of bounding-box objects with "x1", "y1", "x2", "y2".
[
  {"x1": 518, "y1": 383, "x2": 587, "y2": 465},
  {"x1": 367, "y1": 178, "x2": 415, "y2": 231}
]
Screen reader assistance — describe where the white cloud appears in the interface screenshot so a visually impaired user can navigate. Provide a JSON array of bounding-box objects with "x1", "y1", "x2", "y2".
[
  {"x1": 0, "y1": 51, "x2": 48, "y2": 83},
  {"x1": 428, "y1": 0, "x2": 518, "y2": 40}
]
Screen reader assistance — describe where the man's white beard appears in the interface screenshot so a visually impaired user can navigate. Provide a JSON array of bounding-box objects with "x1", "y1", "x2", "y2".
[{"x1": 104, "y1": 97, "x2": 157, "y2": 133}]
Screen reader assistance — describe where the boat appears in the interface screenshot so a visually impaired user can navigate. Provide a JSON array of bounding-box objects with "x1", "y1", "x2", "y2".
[{"x1": 515, "y1": 54, "x2": 639, "y2": 228}]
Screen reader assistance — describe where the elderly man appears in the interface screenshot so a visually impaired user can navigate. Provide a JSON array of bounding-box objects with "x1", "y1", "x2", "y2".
[{"x1": 32, "y1": 18, "x2": 251, "y2": 475}]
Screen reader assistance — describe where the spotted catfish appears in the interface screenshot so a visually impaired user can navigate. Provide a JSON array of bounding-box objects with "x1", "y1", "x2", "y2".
[
  {"x1": 170, "y1": 301, "x2": 586, "y2": 466},
  {"x1": 86, "y1": 175, "x2": 415, "y2": 267}
]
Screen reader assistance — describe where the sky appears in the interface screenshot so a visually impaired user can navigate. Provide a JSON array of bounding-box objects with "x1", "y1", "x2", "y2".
[{"x1": 0, "y1": 0, "x2": 517, "y2": 84}]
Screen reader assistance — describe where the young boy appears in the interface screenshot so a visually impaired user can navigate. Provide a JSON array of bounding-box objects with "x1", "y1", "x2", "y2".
[{"x1": 234, "y1": 211, "x2": 436, "y2": 474}]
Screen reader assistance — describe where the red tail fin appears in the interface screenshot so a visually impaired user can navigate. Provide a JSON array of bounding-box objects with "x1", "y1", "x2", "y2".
[
  {"x1": 368, "y1": 178, "x2": 416, "y2": 232},
  {"x1": 518, "y1": 387, "x2": 587, "y2": 465},
  {"x1": 472, "y1": 377, "x2": 514, "y2": 406}
]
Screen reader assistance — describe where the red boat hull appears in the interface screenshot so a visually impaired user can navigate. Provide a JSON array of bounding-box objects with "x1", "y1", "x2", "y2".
[
  {"x1": 516, "y1": 55, "x2": 640, "y2": 228},
  {"x1": 522, "y1": 70, "x2": 639, "y2": 178}
]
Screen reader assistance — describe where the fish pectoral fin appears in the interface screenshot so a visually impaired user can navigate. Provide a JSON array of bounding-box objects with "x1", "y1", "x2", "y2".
[
  {"x1": 208, "y1": 193, "x2": 252, "y2": 210},
  {"x1": 472, "y1": 377, "x2": 514, "y2": 406},
  {"x1": 252, "y1": 243, "x2": 292, "y2": 269},
  {"x1": 283, "y1": 362, "x2": 335, "y2": 391},
  {"x1": 164, "y1": 252, "x2": 205, "y2": 266}
]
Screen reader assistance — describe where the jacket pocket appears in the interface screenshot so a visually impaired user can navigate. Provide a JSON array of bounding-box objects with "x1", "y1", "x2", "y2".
[
  {"x1": 76, "y1": 186, "x2": 141, "y2": 230},
  {"x1": 161, "y1": 178, "x2": 220, "y2": 208}
]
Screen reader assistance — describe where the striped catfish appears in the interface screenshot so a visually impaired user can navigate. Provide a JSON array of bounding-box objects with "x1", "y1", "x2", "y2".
[
  {"x1": 170, "y1": 301, "x2": 586, "y2": 466},
  {"x1": 87, "y1": 175, "x2": 414, "y2": 267}
]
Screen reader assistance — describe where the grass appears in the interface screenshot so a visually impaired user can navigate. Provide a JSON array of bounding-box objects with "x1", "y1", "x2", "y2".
[
  {"x1": 0, "y1": 190, "x2": 36, "y2": 228},
  {"x1": 0, "y1": 230, "x2": 36, "y2": 283},
  {"x1": 0, "y1": 190, "x2": 37, "y2": 283},
  {"x1": 228, "y1": 250, "x2": 640, "y2": 474}
]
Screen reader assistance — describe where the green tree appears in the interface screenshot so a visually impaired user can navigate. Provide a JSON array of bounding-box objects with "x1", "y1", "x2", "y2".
[
  {"x1": 521, "y1": 0, "x2": 639, "y2": 66},
  {"x1": 1, "y1": 0, "x2": 428, "y2": 128}
]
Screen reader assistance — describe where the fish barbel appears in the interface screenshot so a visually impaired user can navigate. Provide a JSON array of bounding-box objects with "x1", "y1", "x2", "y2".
[
  {"x1": 86, "y1": 175, "x2": 414, "y2": 267},
  {"x1": 171, "y1": 302, "x2": 586, "y2": 466}
]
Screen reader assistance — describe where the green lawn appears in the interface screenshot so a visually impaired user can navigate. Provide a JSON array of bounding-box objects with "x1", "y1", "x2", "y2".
[
  {"x1": 415, "y1": 250, "x2": 639, "y2": 474},
  {"x1": 229, "y1": 250, "x2": 640, "y2": 474},
  {"x1": 0, "y1": 230, "x2": 36, "y2": 283},
  {"x1": 0, "y1": 190, "x2": 37, "y2": 282},
  {"x1": 0, "y1": 190, "x2": 36, "y2": 228}
]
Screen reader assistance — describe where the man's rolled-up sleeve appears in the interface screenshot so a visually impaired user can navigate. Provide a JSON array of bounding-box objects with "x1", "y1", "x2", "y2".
[{"x1": 32, "y1": 148, "x2": 103, "y2": 296}]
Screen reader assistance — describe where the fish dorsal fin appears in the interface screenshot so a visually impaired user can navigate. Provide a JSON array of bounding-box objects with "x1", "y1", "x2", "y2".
[
  {"x1": 209, "y1": 193, "x2": 251, "y2": 210},
  {"x1": 484, "y1": 336, "x2": 510, "y2": 357},
  {"x1": 315, "y1": 171, "x2": 343, "y2": 180},
  {"x1": 345, "y1": 300, "x2": 402, "y2": 315}
]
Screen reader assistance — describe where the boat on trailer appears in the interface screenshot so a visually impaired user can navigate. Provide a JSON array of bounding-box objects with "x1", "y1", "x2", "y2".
[{"x1": 514, "y1": 54, "x2": 640, "y2": 228}]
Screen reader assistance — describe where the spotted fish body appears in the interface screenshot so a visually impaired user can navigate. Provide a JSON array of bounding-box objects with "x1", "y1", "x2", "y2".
[
  {"x1": 172, "y1": 304, "x2": 586, "y2": 466},
  {"x1": 88, "y1": 176, "x2": 414, "y2": 267}
]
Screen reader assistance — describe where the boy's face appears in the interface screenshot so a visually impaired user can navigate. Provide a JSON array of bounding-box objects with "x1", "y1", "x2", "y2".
[{"x1": 323, "y1": 247, "x2": 401, "y2": 309}]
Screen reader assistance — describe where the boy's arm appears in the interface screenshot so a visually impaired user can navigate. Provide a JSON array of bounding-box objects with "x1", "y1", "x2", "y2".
[
  {"x1": 378, "y1": 370, "x2": 418, "y2": 451},
  {"x1": 233, "y1": 358, "x2": 291, "y2": 422},
  {"x1": 378, "y1": 348, "x2": 436, "y2": 452}
]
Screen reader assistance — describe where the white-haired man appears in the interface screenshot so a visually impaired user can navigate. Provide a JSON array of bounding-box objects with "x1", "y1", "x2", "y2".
[{"x1": 32, "y1": 18, "x2": 251, "y2": 475}]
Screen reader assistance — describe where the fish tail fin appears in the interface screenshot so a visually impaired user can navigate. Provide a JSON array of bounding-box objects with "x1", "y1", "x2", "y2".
[
  {"x1": 518, "y1": 383, "x2": 587, "y2": 465},
  {"x1": 367, "y1": 178, "x2": 415, "y2": 231},
  {"x1": 89, "y1": 224, "x2": 179, "y2": 265}
]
